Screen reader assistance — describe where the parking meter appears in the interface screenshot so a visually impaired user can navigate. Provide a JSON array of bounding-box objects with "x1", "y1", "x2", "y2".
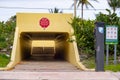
[{"x1": 94, "y1": 22, "x2": 105, "y2": 71}]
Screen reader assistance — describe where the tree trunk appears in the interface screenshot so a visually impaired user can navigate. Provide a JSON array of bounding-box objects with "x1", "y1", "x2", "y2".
[
  {"x1": 74, "y1": 0, "x2": 77, "y2": 17},
  {"x1": 81, "y1": 3, "x2": 83, "y2": 19}
]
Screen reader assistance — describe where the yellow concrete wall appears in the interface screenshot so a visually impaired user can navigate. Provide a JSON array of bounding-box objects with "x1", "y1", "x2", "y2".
[
  {"x1": 17, "y1": 13, "x2": 72, "y2": 33},
  {"x1": 64, "y1": 36, "x2": 87, "y2": 70},
  {"x1": 6, "y1": 27, "x2": 21, "y2": 69}
]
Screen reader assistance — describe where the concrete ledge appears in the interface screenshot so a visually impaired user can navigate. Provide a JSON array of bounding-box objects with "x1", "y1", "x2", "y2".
[
  {"x1": 0, "y1": 67, "x2": 14, "y2": 71},
  {"x1": 0, "y1": 72, "x2": 119, "y2": 80}
]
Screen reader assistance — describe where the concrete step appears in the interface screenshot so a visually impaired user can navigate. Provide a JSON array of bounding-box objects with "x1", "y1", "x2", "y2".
[
  {"x1": 32, "y1": 47, "x2": 55, "y2": 57},
  {"x1": 28, "y1": 56, "x2": 55, "y2": 61},
  {"x1": 32, "y1": 53, "x2": 54, "y2": 57},
  {"x1": 32, "y1": 47, "x2": 55, "y2": 54}
]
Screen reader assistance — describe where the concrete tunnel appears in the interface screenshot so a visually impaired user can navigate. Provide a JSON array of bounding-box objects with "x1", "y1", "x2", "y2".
[
  {"x1": 0, "y1": 13, "x2": 87, "y2": 70},
  {"x1": 20, "y1": 32, "x2": 69, "y2": 61}
]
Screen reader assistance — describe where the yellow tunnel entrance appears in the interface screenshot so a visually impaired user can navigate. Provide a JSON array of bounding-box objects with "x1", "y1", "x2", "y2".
[
  {"x1": 0, "y1": 13, "x2": 87, "y2": 71},
  {"x1": 20, "y1": 32, "x2": 69, "y2": 61}
]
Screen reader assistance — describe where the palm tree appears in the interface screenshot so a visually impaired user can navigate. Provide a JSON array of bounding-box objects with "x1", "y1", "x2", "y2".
[
  {"x1": 49, "y1": 7, "x2": 63, "y2": 13},
  {"x1": 74, "y1": 0, "x2": 77, "y2": 17},
  {"x1": 77, "y1": 0, "x2": 98, "y2": 19},
  {"x1": 107, "y1": 0, "x2": 120, "y2": 13}
]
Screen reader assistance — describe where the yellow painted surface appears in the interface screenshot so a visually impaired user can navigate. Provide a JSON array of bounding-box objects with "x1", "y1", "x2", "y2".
[
  {"x1": 0, "y1": 13, "x2": 88, "y2": 71},
  {"x1": 32, "y1": 40, "x2": 55, "y2": 47},
  {"x1": 17, "y1": 13, "x2": 72, "y2": 33}
]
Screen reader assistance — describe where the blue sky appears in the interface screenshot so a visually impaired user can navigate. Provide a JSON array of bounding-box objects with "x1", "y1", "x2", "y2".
[{"x1": 0, "y1": 0, "x2": 120, "y2": 21}]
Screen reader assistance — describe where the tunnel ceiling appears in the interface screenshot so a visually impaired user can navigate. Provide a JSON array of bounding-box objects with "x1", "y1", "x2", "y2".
[{"x1": 21, "y1": 32, "x2": 68, "y2": 40}]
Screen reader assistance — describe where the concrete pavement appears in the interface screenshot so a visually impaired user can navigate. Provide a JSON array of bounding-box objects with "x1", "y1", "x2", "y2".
[
  {"x1": 0, "y1": 61, "x2": 120, "y2": 80},
  {"x1": 0, "y1": 71, "x2": 120, "y2": 80}
]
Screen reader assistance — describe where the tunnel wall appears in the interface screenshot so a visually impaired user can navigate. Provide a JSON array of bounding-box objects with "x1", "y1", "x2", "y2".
[
  {"x1": 55, "y1": 36, "x2": 66, "y2": 59},
  {"x1": 7, "y1": 27, "x2": 21, "y2": 68},
  {"x1": 20, "y1": 33, "x2": 32, "y2": 60},
  {"x1": 64, "y1": 36, "x2": 87, "y2": 69}
]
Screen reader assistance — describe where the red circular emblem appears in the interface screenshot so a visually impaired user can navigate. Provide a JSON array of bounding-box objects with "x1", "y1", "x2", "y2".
[{"x1": 39, "y1": 18, "x2": 50, "y2": 29}]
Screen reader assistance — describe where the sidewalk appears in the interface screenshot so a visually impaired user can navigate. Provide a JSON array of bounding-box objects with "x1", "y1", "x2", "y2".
[{"x1": 0, "y1": 71, "x2": 120, "y2": 80}]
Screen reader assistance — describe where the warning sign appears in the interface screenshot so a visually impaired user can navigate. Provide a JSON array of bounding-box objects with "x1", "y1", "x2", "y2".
[{"x1": 39, "y1": 17, "x2": 50, "y2": 29}]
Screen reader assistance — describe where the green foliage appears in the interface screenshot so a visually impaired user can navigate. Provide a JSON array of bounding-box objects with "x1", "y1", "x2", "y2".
[
  {"x1": 96, "y1": 9, "x2": 120, "y2": 25},
  {"x1": 49, "y1": 7, "x2": 63, "y2": 13},
  {"x1": 0, "y1": 53, "x2": 10, "y2": 67},
  {"x1": 70, "y1": 17, "x2": 95, "y2": 55},
  {"x1": 0, "y1": 15, "x2": 16, "y2": 67},
  {"x1": 107, "y1": 0, "x2": 120, "y2": 13},
  {"x1": 0, "y1": 16, "x2": 16, "y2": 52},
  {"x1": 96, "y1": 9, "x2": 120, "y2": 55},
  {"x1": 0, "y1": 42, "x2": 7, "y2": 48}
]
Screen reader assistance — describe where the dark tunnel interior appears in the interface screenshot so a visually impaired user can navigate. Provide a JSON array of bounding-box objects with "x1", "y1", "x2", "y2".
[{"x1": 20, "y1": 32, "x2": 69, "y2": 61}]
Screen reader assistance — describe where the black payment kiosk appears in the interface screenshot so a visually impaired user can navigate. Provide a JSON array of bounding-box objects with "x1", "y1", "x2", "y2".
[{"x1": 94, "y1": 22, "x2": 105, "y2": 71}]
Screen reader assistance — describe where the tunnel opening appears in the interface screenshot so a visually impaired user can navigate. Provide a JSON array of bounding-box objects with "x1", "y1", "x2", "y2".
[{"x1": 20, "y1": 32, "x2": 69, "y2": 61}]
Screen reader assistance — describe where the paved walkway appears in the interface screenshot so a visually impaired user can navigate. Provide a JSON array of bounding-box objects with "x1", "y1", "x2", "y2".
[
  {"x1": 12, "y1": 61, "x2": 81, "y2": 72},
  {"x1": 0, "y1": 60, "x2": 120, "y2": 80},
  {"x1": 0, "y1": 71, "x2": 120, "y2": 80}
]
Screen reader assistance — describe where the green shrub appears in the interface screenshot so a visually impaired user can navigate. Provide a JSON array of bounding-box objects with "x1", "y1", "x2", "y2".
[
  {"x1": 0, "y1": 16, "x2": 16, "y2": 51},
  {"x1": 70, "y1": 17, "x2": 95, "y2": 55}
]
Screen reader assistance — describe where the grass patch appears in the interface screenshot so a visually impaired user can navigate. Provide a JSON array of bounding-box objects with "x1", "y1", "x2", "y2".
[
  {"x1": 105, "y1": 64, "x2": 120, "y2": 72},
  {"x1": 0, "y1": 53, "x2": 10, "y2": 67},
  {"x1": 82, "y1": 57, "x2": 95, "y2": 69},
  {"x1": 82, "y1": 56, "x2": 120, "y2": 72}
]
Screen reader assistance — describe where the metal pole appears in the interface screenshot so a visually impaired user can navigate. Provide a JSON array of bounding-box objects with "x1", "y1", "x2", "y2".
[
  {"x1": 114, "y1": 44, "x2": 117, "y2": 65},
  {"x1": 106, "y1": 44, "x2": 109, "y2": 65},
  {"x1": 95, "y1": 22, "x2": 105, "y2": 71}
]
